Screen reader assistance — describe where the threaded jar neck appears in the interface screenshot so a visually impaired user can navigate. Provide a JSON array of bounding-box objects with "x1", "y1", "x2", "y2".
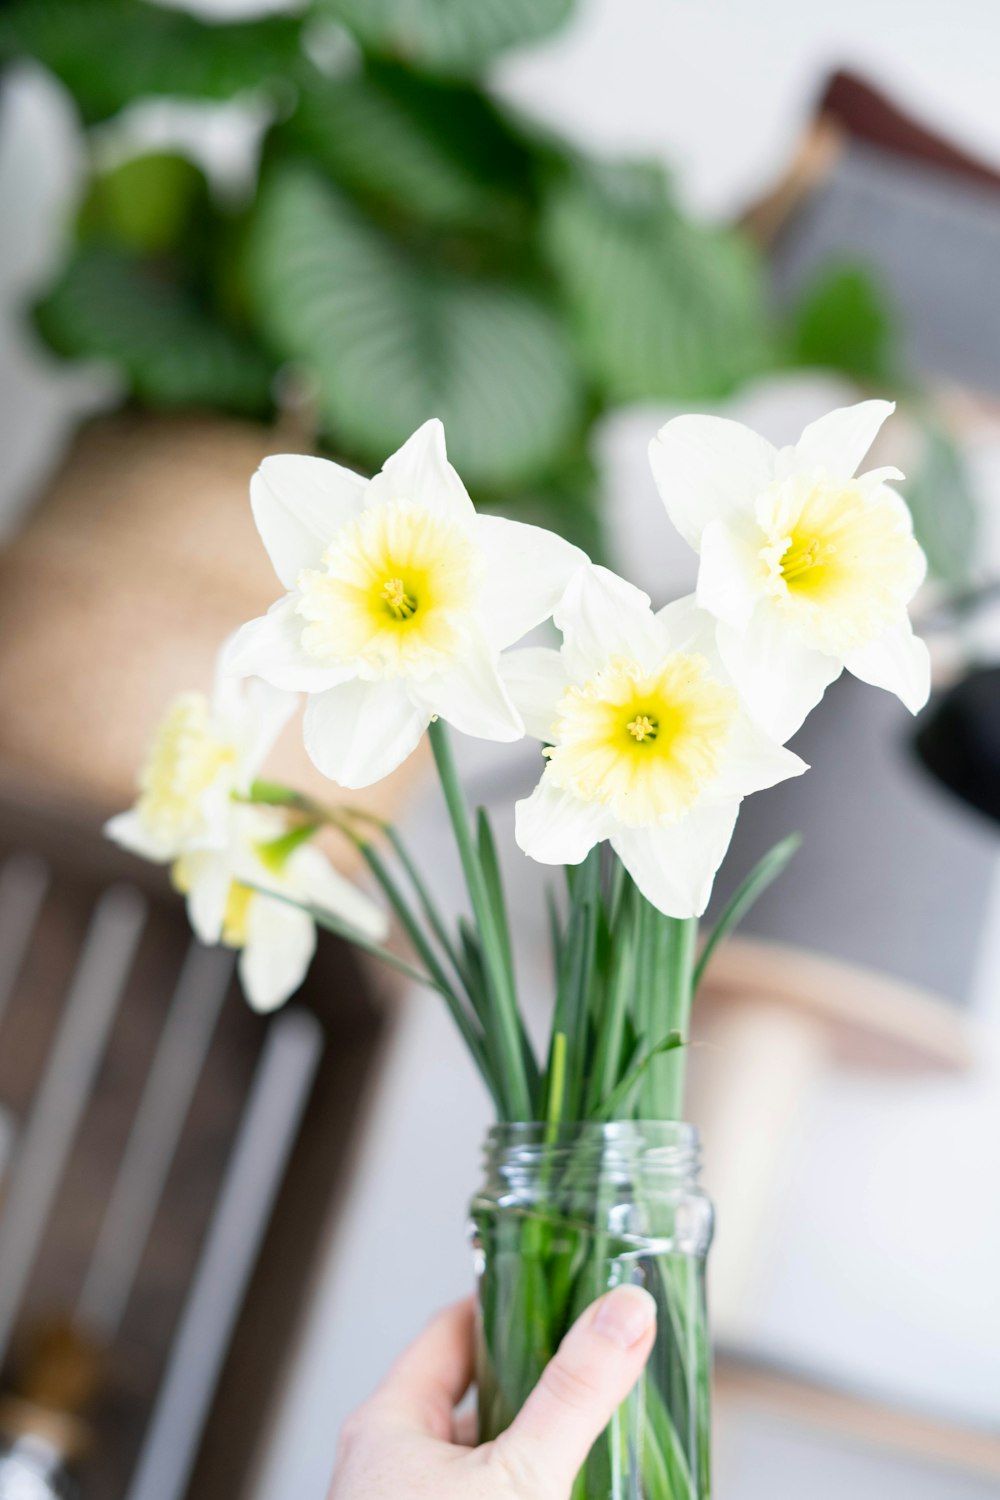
[{"x1": 482, "y1": 1120, "x2": 701, "y2": 1193}]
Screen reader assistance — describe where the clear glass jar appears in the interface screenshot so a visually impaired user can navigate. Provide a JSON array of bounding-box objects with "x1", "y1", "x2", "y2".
[{"x1": 470, "y1": 1121, "x2": 713, "y2": 1500}]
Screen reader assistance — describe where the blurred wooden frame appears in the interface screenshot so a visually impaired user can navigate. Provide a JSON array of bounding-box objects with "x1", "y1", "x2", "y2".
[
  {"x1": 690, "y1": 933, "x2": 976, "y2": 1474},
  {"x1": 691, "y1": 934, "x2": 970, "y2": 1339},
  {"x1": 743, "y1": 69, "x2": 1000, "y2": 250},
  {"x1": 715, "y1": 1348, "x2": 1000, "y2": 1481}
]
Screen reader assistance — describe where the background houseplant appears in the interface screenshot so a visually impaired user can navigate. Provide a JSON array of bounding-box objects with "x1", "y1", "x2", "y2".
[{"x1": 2, "y1": 0, "x2": 975, "y2": 572}]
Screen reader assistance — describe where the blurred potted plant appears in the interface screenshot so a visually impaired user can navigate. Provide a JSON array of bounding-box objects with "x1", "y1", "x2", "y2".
[
  {"x1": 0, "y1": 0, "x2": 781, "y2": 548},
  {"x1": 0, "y1": 0, "x2": 976, "y2": 816},
  {"x1": 0, "y1": 0, "x2": 783, "y2": 812}
]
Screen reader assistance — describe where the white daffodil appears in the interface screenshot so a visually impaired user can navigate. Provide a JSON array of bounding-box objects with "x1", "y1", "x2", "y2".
[
  {"x1": 225, "y1": 419, "x2": 586, "y2": 788},
  {"x1": 649, "y1": 400, "x2": 930, "y2": 741},
  {"x1": 172, "y1": 805, "x2": 387, "y2": 1013},
  {"x1": 504, "y1": 565, "x2": 807, "y2": 918},
  {"x1": 105, "y1": 658, "x2": 296, "y2": 864}
]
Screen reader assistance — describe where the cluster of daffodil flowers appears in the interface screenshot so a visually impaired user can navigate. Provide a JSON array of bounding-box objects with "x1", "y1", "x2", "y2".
[{"x1": 107, "y1": 401, "x2": 928, "y2": 1119}]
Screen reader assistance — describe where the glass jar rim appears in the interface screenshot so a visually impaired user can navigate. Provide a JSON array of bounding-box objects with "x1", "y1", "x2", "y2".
[
  {"x1": 485, "y1": 1120, "x2": 699, "y2": 1147},
  {"x1": 480, "y1": 1119, "x2": 702, "y2": 1186}
]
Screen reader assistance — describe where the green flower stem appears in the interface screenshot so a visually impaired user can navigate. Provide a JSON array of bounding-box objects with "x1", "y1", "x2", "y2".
[
  {"x1": 428, "y1": 720, "x2": 533, "y2": 1120},
  {"x1": 254, "y1": 885, "x2": 451, "y2": 997},
  {"x1": 692, "y1": 832, "x2": 801, "y2": 992},
  {"x1": 544, "y1": 1032, "x2": 567, "y2": 1143},
  {"x1": 647, "y1": 915, "x2": 697, "y2": 1120},
  {"x1": 583, "y1": 877, "x2": 637, "y2": 1117},
  {"x1": 381, "y1": 823, "x2": 473, "y2": 996}
]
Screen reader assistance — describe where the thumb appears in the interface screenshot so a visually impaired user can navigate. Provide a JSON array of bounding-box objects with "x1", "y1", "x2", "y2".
[{"x1": 491, "y1": 1285, "x2": 656, "y2": 1497}]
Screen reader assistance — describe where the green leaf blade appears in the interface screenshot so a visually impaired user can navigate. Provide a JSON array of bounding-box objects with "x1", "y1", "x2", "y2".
[
  {"x1": 246, "y1": 163, "x2": 585, "y2": 489},
  {"x1": 34, "y1": 245, "x2": 275, "y2": 417},
  {"x1": 0, "y1": 0, "x2": 301, "y2": 123},
  {"x1": 279, "y1": 63, "x2": 535, "y2": 234},
  {"x1": 693, "y1": 833, "x2": 802, "y2": 992},
  {"x1": 317, "y1": 0, "x2": 575, "y2": 78},
  {"x1": 543, "y1": 162, "x2": 774, "y2": 403}
]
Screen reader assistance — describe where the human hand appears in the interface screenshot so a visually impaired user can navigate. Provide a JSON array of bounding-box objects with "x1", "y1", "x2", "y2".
[{"x1": 327, "y1": 1285, "x2": 656, "y2": 1499}]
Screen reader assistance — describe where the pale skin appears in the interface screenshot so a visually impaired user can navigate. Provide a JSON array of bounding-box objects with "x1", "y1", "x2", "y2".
[{"x1": 327, "y1": 1285, "x2": 657, "y2": 1500}]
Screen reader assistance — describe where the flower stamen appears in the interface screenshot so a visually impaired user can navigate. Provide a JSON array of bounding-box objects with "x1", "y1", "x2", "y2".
[
  {"x1": 626, "y1": 713, "x2": 658, "y2": 743},
  {"x1": 381, "y1": 577, "x2": 418, "y2": 619},
  {"x1": 781, "y1": 537, "x2": 827, "y2": 584}
]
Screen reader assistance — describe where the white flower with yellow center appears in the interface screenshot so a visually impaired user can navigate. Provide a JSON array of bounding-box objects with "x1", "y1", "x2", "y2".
[
  {"x1": 649, "y1": 400, "x2": 930, "y2": 741},
  {"x1": 104, "y1": 663, "x2": 295, "y2": 863},
  {"x1": 225, "y1": 419, "x2": 586, "y2": 788},
  {"x1": 504, "y1": 566, "x2": 807, "y2": 917},
  {"x1": 171, "y1": 805, "x2": 387, "y2": 1013}
]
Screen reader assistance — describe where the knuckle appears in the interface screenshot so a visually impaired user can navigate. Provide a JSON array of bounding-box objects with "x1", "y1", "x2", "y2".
[
  {"x1": 487, "y1": 1439, "x2": 542, "y2": 1498},
  {"x1": 336, "y1": 1401, "x2": 375, "y2": 1458},
  {"x1": 541, "y1": 1354, "x2": 602, "y2": 1412}
]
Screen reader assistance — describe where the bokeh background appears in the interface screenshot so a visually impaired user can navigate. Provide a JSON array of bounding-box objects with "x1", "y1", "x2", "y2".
[{"x1": 1, "y1": 2, "x2": 999, "y2": 1498}]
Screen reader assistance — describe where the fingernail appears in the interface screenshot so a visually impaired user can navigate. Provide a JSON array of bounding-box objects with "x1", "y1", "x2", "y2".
[{"x1": 592, "y1": 1286, "x2": 656, "y2": 1349}]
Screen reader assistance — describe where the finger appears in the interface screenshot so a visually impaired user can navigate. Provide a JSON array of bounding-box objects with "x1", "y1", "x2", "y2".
[
  {"x1": 493, "y1": 1285, "x2": 655, "y2": 1495},
  {"x1": 373, "y1": 1296, "x2": 476, "y2": 1438}
]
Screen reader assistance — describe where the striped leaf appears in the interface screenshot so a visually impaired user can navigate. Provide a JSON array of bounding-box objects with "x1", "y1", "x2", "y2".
[
  {"x1": 0, "y1": 0, "x2": 301, "y2": 123},
  {"x1": 35, "y1": 247, "x2": 275, "y2": 416},
  {"x1": 318, "y1": 0, "x2": 574, "y2": 78},
  {"x1": 247, "y1": 163, "x2": 584, "y2": 490},
  {"x1": 544, "y1": 162, "x2": 774, "y2": 402}
]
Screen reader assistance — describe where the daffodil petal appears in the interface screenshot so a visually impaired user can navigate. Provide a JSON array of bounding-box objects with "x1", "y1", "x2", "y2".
[
  {"x1": 716, "y1": 609, "x2": 842, "y2": 742},
  {"x1": 611, "y1": 800, "x2": 740, "y2": 918},
  {"x1": 240, "y1": 895, "x2": 316, "y2": 1012},
  {"x1": 291, "y1": 844, "x2": 388, "y2": 944},
  {"x1": 210, "y1": 654, "x2": 298, "y2": 787},
  {"x1": 857, "y1": 465, "x2": 906, "y2": 496},
  {"x1": 649, "y1": 414, "x2": 777, "y2": 549},
  {"x1": 711, "y1": 711, "x2": 808, "y2": 798},
  {"x1": 224, "y1": 597, "x2": 355, "y2": 693},
  {"x1": 303, "y1": 679, "x2": 427, "y2": 788},
  {"x1": 473, "y1": 514, "x2": 587, "y2": 650},
  {"x1": 844, "y1": 617, "x2": 931, "y2": 714},
  {"x1": 792, "y1": 399, "x2": 894, "y2": 480},
  {"x1": 183, "y1": 850, "x2": 231, "y2": 945},
  {"x1": 515, "y1": 779, "x2": 614, "y2": 866},
  {"x1": 555, "y1": 565, "x2": 662, "y2": 680},
  {"x1": 251, "y1": 454, "x2": 367, "y2": 589},
  {"x1": 231, "y1": 678, "x2": 298, "y2": 787},
  {"x1": 500, "y1": 647, "x2": 569, "y2": 741},
  {"x1": 696, "y1": 519, "x2": 763, "y2": 632},
  {"x1": 104, "y1": 810, "x2": 172, "y2": 863},
  {"x1": 366, "y1": 418, "x2": 475, "y2": 525},
  {"x1": 653, "y1": 594, "x2": 716, "y2": 655},
  {"x1": 412, "y1": 643, "x2": 523, "y2": 743}
]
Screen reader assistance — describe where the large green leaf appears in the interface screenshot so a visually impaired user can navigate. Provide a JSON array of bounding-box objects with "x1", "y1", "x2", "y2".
[
  {"x1": 278, "y1": 62, "x2": 536, "y2": 234},
  {"x1": 35, "y1": 246, "x2": 275, "y2": 416},
  {"x1": 246, "y1": 164, "x2": 584, "y2": 489},
  {"x1": 316, "y1": 0, "x2": 574, "y2": 77},
  {"x1": 0, "y1": 0, "x2": 301, "y2": 123},
  {"x1": 77, "y1": 152, "x2": 211, "y2": 256},
  {"x1": 790, "y1": 263, "x2": 898, "y2": 384},
  {"x1": 543, "y1": 162, "x2": 774, "y2": 403}
]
